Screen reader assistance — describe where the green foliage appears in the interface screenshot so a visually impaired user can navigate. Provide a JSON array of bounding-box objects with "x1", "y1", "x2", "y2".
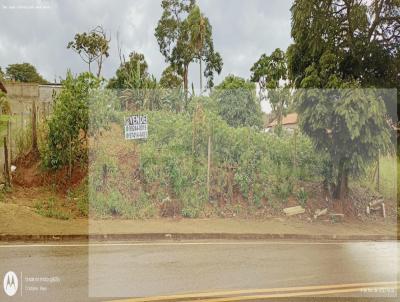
[
  {"x1": 251, "y1": 48, "x2": 291, "y2": 127},
  {"x1": 88, "y1": 88, "x2": 120, "y2": 136},
  {"x1": 91, "y1": 189, "x2": 157, "y2": 219},
  {"x1": 67, "y1": 180, "x2": 89, "y2": 217},
  {"x1": 43, "y1": 71, "x2": 117, "y2": 170},
  {"x1": 159, "y1": 66, "x2": 183, "y2": 89},
  {"x1": 34, "y1": 198, "x2": 71, "y2": 220},
  {"x1": 107, "y1": 52, "x2": 150, "y2": 89},
  {"x1": 294, "y1": 88, "x2": 392, "y2": 198},
  {"x1": 136, "y1": 110, "x2": 320, "y2": 213},
  {"x1": 0, "y1": 92, "x2": 10, "y2": 114},
  {"x1": 288, "y1": 0, "x2": 397, "y2": 198},
  {"x1": 288, "y1": 0, "x2": 399, "y2": 120},
  {"x1": 296, "y1": 187, "x2": 308, "y2": 207},
  {"x1": 15, "y1": 121, "x2": 33, "y2": 155},
  {"x1": 67, "y1": 26, "x2": 110, "y2": 77},
  {"x1": 5, "y1": 63, "x2": 48, "y2": 83},
  {"x1": 212, "y1": 75, "x2": 263, "y2": 128},
  {"x1": 251, "y1": 49, "x2": 287, "y2": 89},
  {"x1": 155, "y1": 0, "x2": 222, "y2": 93}
]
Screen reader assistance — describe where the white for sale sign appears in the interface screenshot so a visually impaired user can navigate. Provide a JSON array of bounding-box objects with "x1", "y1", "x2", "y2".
[{"x1": 124, "y1": 115, "x2": 148, "y2": 140}]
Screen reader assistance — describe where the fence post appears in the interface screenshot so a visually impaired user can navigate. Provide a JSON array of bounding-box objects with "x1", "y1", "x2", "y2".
[
  {"x1": 207, "y1": 135, "x2": 211, "y2": 200},
  {"x1": 377, "y1": 149, "x2": 380, "y2": 192},
  {"x1": 69, "y1": 136, "x2": 72, "y2": 181},
  {"x1": 3, "y1": 137, "x2": 10, "y2": 188},
  {"x1": 32, "y1": 100, "x2": 38, "y2": 153},
  {"x1": 7, "y1": 119, "x2": 12, "y2": 163},
  {"x1": 293, "y1": 129, "x2": 297, "y2": 169}
]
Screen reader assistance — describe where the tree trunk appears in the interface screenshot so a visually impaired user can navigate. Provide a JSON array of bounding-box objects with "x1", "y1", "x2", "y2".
[
  {"x1": 3, "y1": 137, "x2": 10, "y2": 188},
  {"x1": 183, "y1": 64, "x2": 189, "y2": 110},
  {"x1": 199, "y1": 59, "x2": 203, "y2": 94},
  {"x1": 97, "y1": 57, "x2": 103, "y2": 78},
  {"x1": 333, "y1": 159, "x2": 348, "y2": 199},
  {"x1": 207, "y1": 135, "x2": 211, "y2": 200},
  {"x1": 32, "y1": 100, "x2": 38, "y2": 154}
]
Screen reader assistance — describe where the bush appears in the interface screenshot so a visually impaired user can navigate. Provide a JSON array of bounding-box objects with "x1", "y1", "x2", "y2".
[
  {"x1": 43, "y1": 72, "x2": 118, "y2": 170},
  {"x1": 88, "y1": 107, "x2": 323, "y2": 219},
  {"x1": 296, "y1": 187, "x2": 308, "y2": 207}
]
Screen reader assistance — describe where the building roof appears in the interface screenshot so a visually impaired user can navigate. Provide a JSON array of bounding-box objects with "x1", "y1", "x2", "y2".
[
  {"x1": 267, "y1": 113, "x2": 298, "y2": 128},
  {"x1": 0, "y1": 81, "x2": 7, "y2": 94}
]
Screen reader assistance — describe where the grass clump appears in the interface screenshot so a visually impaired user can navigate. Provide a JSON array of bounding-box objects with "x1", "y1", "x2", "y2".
[{"x1": 34, "y1": 198, "x2": 71, "y2": 220}]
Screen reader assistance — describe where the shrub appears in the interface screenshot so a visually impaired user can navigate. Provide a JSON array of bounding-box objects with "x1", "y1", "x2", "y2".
[
  {"x1": 88, "y1": 107, "x2": 324, "y2": 219},
  {"x1": 43, "y1": 72, "x2": 118, "y2": 170},
  {"x1": 296, "y1": 187, "x2": 308, "y2": 207}
]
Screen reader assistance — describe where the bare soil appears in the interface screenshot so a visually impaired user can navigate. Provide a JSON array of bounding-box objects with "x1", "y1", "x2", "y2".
[{"x1": 12, "y1": 149, "x2": 86, "y2": 193}]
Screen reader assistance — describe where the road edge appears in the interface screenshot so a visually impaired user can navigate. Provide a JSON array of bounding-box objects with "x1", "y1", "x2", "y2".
[{"x1": 0, "y1": 233, "x2": 398, "y2": 242}]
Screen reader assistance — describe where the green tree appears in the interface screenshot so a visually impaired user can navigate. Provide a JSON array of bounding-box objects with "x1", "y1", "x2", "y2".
[
  {"x1": 213, "y1": 75, "x2": 263, "y2": 129},
  {"x1": 155, "y1": 1, "x2": 222, "y2": 102},
  {"x1": 288, "y1": 0, "x2": 399, "y2": 118},
  {"x1": 288, "y1": 0, "x2": 396, "y2": 199},
  {"x1": 109, "y1": 52, "x2": 162, "y2": 111},
  {"x1": 251, "y1": 48, "x2": 291, "y2": 128},
  {"x1": 67, "y1": 26, "x2": 110, "y2": 77},
  {"x1": 5, "y1": 63, "x2": 48, "y2": 83},
  {"x1": 43, "y1": 72, "x2": 117, "y2": 170},
  {"x1": 108, "y1": 52, "x2": 149, "y2": 89},
  {"x1": 159, "y1": 65, "x2": 183, "y2": 89}
]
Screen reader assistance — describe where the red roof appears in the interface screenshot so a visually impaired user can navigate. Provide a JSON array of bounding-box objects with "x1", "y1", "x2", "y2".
[{"x1": 268, "y1": 113, "x2": 298, "y2": 127}]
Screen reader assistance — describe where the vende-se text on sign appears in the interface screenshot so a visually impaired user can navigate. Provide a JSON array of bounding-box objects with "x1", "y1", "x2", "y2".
[{"x1": 124, "y1": 115, "x2": 148, "y2": 140}]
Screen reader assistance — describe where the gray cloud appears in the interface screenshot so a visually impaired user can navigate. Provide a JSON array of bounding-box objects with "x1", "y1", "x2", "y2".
[{"x1": 0, "y1": 0, "x2": 293, "y2": 87}]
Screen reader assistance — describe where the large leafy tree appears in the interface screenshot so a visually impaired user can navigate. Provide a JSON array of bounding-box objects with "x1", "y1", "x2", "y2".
[
  {"x1": 67, "y1": 26, "x2": 110, "y2": 77},
  {"x1": 109, "y1": 52, "x2": 161, "y2": 111},
  {"x1": 5, "y1": 63, "x2": 48, "y2": 84},
  {"x1": 155, "y1": 0, "x2": 222, "y2": 102},
  {"x1": 251, "y1": 48, "x2": 291, "y2": 128},
  {"x1": 108, "y1": 52, "x2": 149, "y2": 89},
  {"x1": 288, "y1": 0, "x2": 397, "y2": 199},
  {"x1": 288, "y1": 0, "x2": 399, "y2": 117},
  {"x1": 213, "y1": 75, "x2": 263, "y2": 129}
]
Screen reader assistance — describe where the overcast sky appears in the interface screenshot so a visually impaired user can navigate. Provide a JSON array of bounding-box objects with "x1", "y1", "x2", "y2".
[{"x1": 0, "y1": 0, "x2": 293, "y2": 89}]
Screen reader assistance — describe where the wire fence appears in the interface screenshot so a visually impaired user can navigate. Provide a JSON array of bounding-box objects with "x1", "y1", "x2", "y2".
[{"x1": 0, "y1": 100, "x2": 52, "y2": 183}]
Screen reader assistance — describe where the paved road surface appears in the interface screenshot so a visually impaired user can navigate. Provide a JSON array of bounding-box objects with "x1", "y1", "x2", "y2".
[{"x1": 0, "y1": 240, "x2": 398, "y2": 301}]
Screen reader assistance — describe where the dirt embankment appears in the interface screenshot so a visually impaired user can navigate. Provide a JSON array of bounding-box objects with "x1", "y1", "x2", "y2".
[
  {"x1": 1, "y1": 138, "x2": 396, "y2": 237},
  {"x1": 12, "y1": 149, "x2": 86, "y2": 193}
]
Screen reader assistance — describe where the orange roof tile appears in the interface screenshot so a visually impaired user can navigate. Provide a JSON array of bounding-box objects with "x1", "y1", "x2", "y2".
[{"x1": 268, "y1": 113, "x2": 298, "y2": 127}]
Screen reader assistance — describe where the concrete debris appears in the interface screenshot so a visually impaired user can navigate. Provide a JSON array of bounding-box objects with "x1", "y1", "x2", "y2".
[
  {"x1": 366, "y1": 198, "x2": 386, "y2": 218},
  {"x1": 314, "y1": 208, "x2": 328, "y2": 219},
  {"x1": 283, "y1": 206, "x2": 305, "y2": 216}
]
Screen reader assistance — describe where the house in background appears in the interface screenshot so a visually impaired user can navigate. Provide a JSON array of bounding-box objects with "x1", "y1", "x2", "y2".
[{"x1": 265, "y1": 112, "x2": 299, "y2": 132}]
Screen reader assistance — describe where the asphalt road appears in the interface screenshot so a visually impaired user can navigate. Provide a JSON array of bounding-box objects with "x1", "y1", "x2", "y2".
[{"x1": 0, "y1": 240, "x2": 398, "y2": 301}]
